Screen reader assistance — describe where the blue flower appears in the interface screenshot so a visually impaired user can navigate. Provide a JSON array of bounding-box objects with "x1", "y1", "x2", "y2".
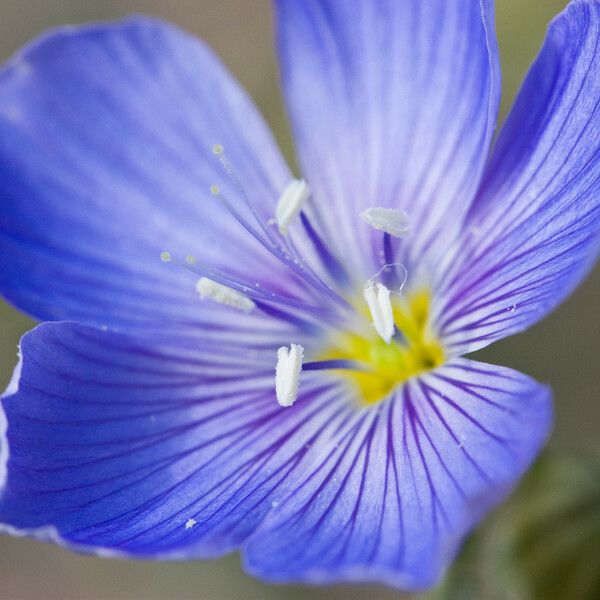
[{"x1": 0, "y1": 0, "x2": 598, "y2": 590}]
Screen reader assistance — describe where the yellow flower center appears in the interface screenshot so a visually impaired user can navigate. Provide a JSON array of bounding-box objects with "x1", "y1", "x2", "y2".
[{"x1": 323, "y1": 290, "x2": 444, "y2": 406}]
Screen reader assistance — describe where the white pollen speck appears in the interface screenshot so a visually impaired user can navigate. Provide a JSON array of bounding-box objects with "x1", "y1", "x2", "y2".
[
  {"x1": 160, "y1": 251, "x2": 172, "y2": 263},
  {"x1": 275, "y1": 179, "x2": 310, "y2": 235},
  {"x1": 196, "y1": 278, "x2": 255, "y2": 313},
  {"x1": 185, "y1": 518, "x2": 197, "y2": 529},
  {"x1": 275, "y1": 343, "x2": 304, "y2": 407},
  {"x1": 212, "y1": 143, "x2": 224, "y2": 155},
  {"x1": 360, "y1": 207, "x2": 409, "y2": 238},
  {"x1": 364, "y1": 281, "x2": 395, "y2": 344}
]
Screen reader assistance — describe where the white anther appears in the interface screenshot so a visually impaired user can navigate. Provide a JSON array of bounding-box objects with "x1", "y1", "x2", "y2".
[
  {"x1": 275, "y1": 343, "x2": 304, "y2": 407},
  {"x1": 275, "y1": 179, "x2": 310, "y2": 234},
  {"x1": 360, "y1": 207, "x2": 409, "y2": 238},
  {"x1": 364, "y1": 281, "x2": 395, "y2": 344},
  {"x1": 196, "y1": 278, "x2": 255, "y2": 313}
]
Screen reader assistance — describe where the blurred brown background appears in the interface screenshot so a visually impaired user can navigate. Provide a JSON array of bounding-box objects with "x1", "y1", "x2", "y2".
[{"x1": 0, "y1": 1, "x2": 597, "y2": 598}]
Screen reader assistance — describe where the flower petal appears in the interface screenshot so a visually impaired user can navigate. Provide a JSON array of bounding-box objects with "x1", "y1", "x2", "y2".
[
  {"x1": 0, "y1": 322, "x2": 353, "y2": 558},
  {"x1": 244, "y1": 359, "x2": 552, "y2": 589},
  {"x1": 0, "y1": 17, "x2": 305, "y2": 336},
  {"x1": 435, "y1": 1, "x2": 600, "y2": 354},
  {"x1": 274, "y1": 0, "x2": 500, "y2": 277},
  {"x1": 1, "y1": 324, "x2": 551, "y2": 588}
]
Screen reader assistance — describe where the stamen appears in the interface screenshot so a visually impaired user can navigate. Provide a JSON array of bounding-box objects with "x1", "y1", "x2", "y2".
[
  {"x1": 196, "y1": 277, "x2": 256, "y2": 313},
  {"x1": 212, "y1": 144, "x2": 280, "y2": 247},
  {"x1": 300, "y1": 213, "x2": 351, "y2": 287},
  {"x1": 163, "y1": 250, "x2": 332, "y2": 316},
  {"x1": 209, "y1": 148, "x2": 350, "y2": 311},
  {"x1": 360, "y1": 207, "x2": 409, "y2": 238},
  {"x1": 275, "y1": 343, "x2": 304, "y2": 407},
  {"x1": 276, "y1": 179, "x2": 310, "y2": 235},
  {"x1": 303, "y1": 359, "x2": 366, "y2": 371},
  {"x1": 364, "y1": 281, "x2": 395, "y2": 344}
]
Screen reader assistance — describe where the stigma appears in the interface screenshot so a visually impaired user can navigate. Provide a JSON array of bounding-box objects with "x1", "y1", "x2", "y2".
[
  {"x1": 360, "y1": 207, "x2": 409, "y2": 238},
  {"x1": 276, "y1": 179, "x2": 310, "y2": 234},
  {"x1": 275, "y1": 343, "x2": 304, "y2": 407},
  {"x1": 363, "y1": 281, "x2": 395, "y2": 344},
  {"x1": 196, "y1": 277, "x2": 255, "y2": 313}
]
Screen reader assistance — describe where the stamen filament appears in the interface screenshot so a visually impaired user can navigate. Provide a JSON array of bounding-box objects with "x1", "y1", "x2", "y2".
[
  {"x1": 209, "y1": 145, "x2": 357, "y2": 316},
  {"x1": 303, "y1": 359, "x2": 367, "y2": 371},
  {"x1": 209, "y1": 184, "x2": 275, "y2": 252},
  {"x1": 210, "y1": 145, "x2": 357, "y2": 314},
  {"x1": 209, "y1": 183, "x2": 349, "y2": 311},
  {"x1": 161, "y1": 251, "x2": 334, "y2": 318},
  {"x1": 300, "y1": 213, "x2": 351, "y2": 287},
  {"x1": 213, "y1": 144, "x2": 281, "y2": 247}
]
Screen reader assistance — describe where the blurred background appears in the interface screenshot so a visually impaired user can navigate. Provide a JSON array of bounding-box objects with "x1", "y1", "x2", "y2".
[{"x1": 0, "y1": 0, "x2": 598, "y2": 598}]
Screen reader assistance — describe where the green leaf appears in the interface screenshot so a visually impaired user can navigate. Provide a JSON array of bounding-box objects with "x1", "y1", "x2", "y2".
[
  {"x1": 423, "y1": 453, "x2": 600, "y2": 600},
  {"x1": 500, "y1": 453, "x2": 600, "y2": 600}
]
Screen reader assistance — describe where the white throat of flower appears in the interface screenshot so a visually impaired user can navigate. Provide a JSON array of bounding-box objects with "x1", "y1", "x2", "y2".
[
  {"x1": 360, "y1": 207, "x2": 409, "y2": 238},
  {"x1": 275, "y1": 179, "x2": 310, "y2": 234},
  {"x1": 364, "y1": 281, "x2": 395, "y2": 344},
  {"x1": 275, "y1": 343, "x2": 304, "y2": 407},
  {"x1": 196, "y1": 277, "x2": 255, "y2": 313}
]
